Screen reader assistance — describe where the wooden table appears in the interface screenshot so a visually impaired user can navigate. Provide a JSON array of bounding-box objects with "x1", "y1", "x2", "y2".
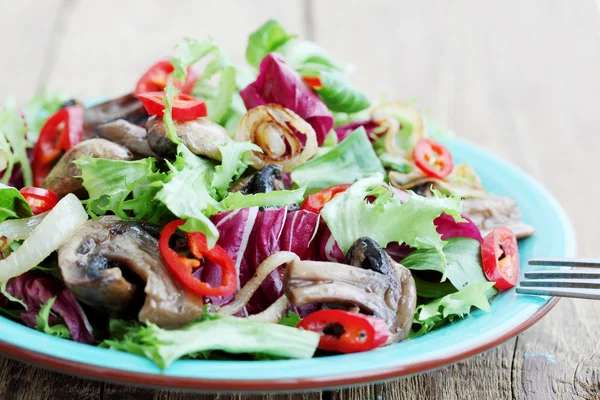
[{"x1": 1, "y1": 1, "x2": 599, "y2": 399}]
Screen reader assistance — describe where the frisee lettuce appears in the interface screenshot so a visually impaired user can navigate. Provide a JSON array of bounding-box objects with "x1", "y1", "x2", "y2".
[
  {"x1": 170, "y1": 36, "x2": 252, "y2": 130},
  {"x1": 155, "y1": 150, "x2": 222, "y2": 248},
  {"x1": 101, "y1": 313, "x2": 319, "y2": 369},
  {"x1": 0, "y1": 280, "x2": 27, "y2": 310},
  {"x1": 35, "y1": 296, "x2": 71, "y2": 339},
  {"x1": 212, "y1": 140, "x2": 261, "y2": 198},
  {"x1": 221, "y1": 188, "x2": 305, "y2": 210},
  {"x1": 320, "y1": 175, "x2": 462, "y2": 257},
  {"x1": 22, "y1": 91, "x2": 69, "y2": 145},
  {"x1": 0, "y1": 102, "x2": 33, "y2": 186},
  {"x1": 291, "y1": 127, "x2": 384, "y2": 193},
  {"x1": 162, "y1": 84, "x2": 181, "y2": 144},
  {"x1": 410, "y1": 282, "x2": 496, "y2": 337},
  {"x1": 75, "y1": 157, "x2": 169, "y2": 223}
]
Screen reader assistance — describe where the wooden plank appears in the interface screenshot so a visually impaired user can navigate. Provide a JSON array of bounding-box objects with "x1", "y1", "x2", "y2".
[
  {"x1": 0, "y1": 356, "x2": 99, "y2": 400},
  {"x1": 312, "y1": 0, "x2": 600, "y2": 399},
  {"x1": 0, "y1": 0, "x2": 64, "y2": 100},
  {"x1": 43, "y1": 0, "x2": 307, "y2": 99}
]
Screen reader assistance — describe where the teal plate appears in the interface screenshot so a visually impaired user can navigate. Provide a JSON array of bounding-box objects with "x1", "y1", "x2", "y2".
[{"x1": 0, "y1": 138, "x2": 576, "y2": 393}]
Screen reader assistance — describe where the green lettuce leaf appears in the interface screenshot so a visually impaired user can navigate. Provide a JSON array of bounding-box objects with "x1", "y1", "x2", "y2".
[
  {"x1": 155, "y1": 148, "x2": 222, "y2": 248},
  {"x1": 0, "y1": 280, "x2": 27, "y2": 309},
  {"x1": 101, "y1": 313, "x2": 319, "y2": 369},
  {"x1": 171, "y1": 37, "x2": 220, "y2": 82},
  {"x1": 35, "y1": 296, "x2": 72, "y2": 339},
  {"x1": 402, "y1": 238, "x2": 492, "y2": 289},
  {"x1": 320, "y1": 175, "x2": 462, "y2": 254},
  {"x1": 162, "y1": 84, "x2": 181, "y2": 144},
  {"x1": 22, "y1": 91, "x2": 69, "y2": 145},
  {"x1": 279, "y1": 311, "x2": 301, "y2": 327},
  {"x1": 246, "y1": 19, "x2": 295, "y2": 68},
  {"x1": 412, "y1": 275, "x2": 457, "y2": 299},
  {"x1": 0, "y1": 102, "x2": 33, "y2": 186},
  {"x1": 0, "y1": 183, "x2": 32, "y2": 222},
  {"x1": 277, "y1": 38, "x2": 345, "y2": 72},
  {"x1": 76, "y1": 157, "x2": 168, "y2": 223},
  {"x1": 171, "y1": 37, "x2": 251, "y2": 130},
  {"x1": 298, "y1": 67, "x2": 370, "y2": 113},
  {"x1": 291, "y1": 127, "x2": 384, "y2": 193},
  {"x1": 211, "y1": 140, "x2": 260, "y2": 199},
  {"x1": 411, "y1": 282, "x2": 496, "y2": 337},
  {"x1": 221, "y1": 188, "x2": 305, "y2": 210}
]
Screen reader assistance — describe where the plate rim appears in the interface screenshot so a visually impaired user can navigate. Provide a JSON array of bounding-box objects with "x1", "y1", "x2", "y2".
[
  {"x1": 0, "y1": 297, "x2": 560, "y2": 392},
  {"x1": 0, "y1": 137, "x2": 576, "y2": 392}
]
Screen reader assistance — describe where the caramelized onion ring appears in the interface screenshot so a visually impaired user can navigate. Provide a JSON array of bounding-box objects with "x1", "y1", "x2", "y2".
[
  {"x1": 247, "y1": 296, "x2": 290, "y2": 323},
  {"x1": 235, "y1": 105, "x2": 317, "y2": 172},
  {"x1": 218, "y1": 251, "x2": 299, "y2": 316},
  {"x1": 371, "y1": 102, "x2": 424, "y2": 157}
]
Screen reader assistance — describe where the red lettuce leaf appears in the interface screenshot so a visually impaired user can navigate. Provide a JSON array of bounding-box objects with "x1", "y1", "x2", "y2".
[
  {"x1": 435, "y1": 212, "x2": 483, "y2": 243},
  {"x1": 334, "y1": 120, "x2": 381, "y2": 142},
  {"x1": 315, "y1": 224, "x2": 345, "y2": 263},
  {"x1": 202, "y1": 207, "x2": 259, "y2": 307},
  {"x1": 240, "y1": 53, "x2": 334, "y2": 146},
  {"x1": 6, "y1": 271, "x2": 94, "y2": 344}
]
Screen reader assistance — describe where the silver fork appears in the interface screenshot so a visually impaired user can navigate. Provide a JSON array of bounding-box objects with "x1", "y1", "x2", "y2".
[{"x1": 516, "y1": 258, "x2": 600, "y2": 300}]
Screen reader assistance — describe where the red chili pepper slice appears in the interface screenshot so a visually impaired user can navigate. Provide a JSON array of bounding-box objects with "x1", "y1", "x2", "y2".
[
  {"x1": 159, "y1": 220, "x2": 237, "y2": 297},
  {"x1": 19, "y1": 187, "x2": 58, "y2": 215},
  {"x1": 300, "y1": 184, "x2": 351, "y2": 214},
  {"x1": 297, "y1": 309, "x2": 390, "y2": 353},
  {"x1": 413, "y1": 138, "x2": 454, "y2": 179},
  {"x1": 138, "y1": 91, "x2": 207, "y2": 122},
  {"x1": 32, "y1": 106, "x2": 84, "y2": 187},
  {"x1": 302, "y1": 75, "x2": 324, "y2": 90},
  {"x1": 134, "y1": 60, "x2": 199, "y2": 96},
  {"x1": 481, "y1": 227, "x2": 520, "y2": 290}
]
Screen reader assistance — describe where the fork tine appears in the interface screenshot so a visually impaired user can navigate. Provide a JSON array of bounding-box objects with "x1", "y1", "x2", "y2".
[
  {"x1": 528, "y1": 258, "x2": 600, "y2": 268},
  {"x1": 516, "y1": 286, "x2": 600, "y2": 300},
  {"x1": 524, "y1": 269, "x2": 600, "y2": 280},
  {"x1": 520, "y1": 279, "x2": 600, "y2": 289}
]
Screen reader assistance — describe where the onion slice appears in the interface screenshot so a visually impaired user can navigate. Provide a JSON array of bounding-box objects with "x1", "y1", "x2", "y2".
[
  {"x1": 247, "y1": 295, "x2": 290, "y2": 323},
  {"x1": 371, "y1": 102, "x2": 424, "y2": 157},
  {"x1": 0, "y1": 194, "x2": 88, "y2": 281},
  {"x1": 235, "y1": 105, "x2": 318, "y2": 172},
  {"x1": 0, "y1": 212, "x2": 46, "y2": 243},
  {"x1": 219, "y1": 251, "x2": 299, "y2": 316}
]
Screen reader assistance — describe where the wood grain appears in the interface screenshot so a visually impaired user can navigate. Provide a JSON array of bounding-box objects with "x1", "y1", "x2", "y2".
[
  {"x1": 0, "y1": 0, "x2": 65, "y2": 100},
  {"x1": 314, "y1": 1, "x2": 600, "y2": 399},
  {"x1": 1, "y1": 0, "x2": 600, "y2": 399}
]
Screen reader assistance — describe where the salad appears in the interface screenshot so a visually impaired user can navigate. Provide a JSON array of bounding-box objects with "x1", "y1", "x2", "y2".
[{"x1": 0, "y1": 20, "x2": 535, "y2": 369}]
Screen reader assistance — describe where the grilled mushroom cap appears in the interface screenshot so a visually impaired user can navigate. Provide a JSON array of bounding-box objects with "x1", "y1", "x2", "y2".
[
  {"x1": 42, "y1": 138, "x2": 133, "y2": 198},
  {"x1": 462, "y1": 195, "x2": 536, "y2": 239},
  {"x1": 96, "y1": 119, "x2": 156, "y2": 158},
  {"x1": 284, "y1": 237, "x2": 417, "y2": 343},
  {"x1": 84, "y1": 93, "x2": 148, "y2": 138},
  {"x1": 146, "y1": 116, "x2": 231, "y2": 160},
  {"x1": 58, "y1": 216, "x2": 203, "y2": 328}
]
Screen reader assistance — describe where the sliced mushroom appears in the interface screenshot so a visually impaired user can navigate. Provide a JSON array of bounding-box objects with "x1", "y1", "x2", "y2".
[
  {"x1": 146, "y1": 116, "x2": 231, "y2": 160},
  {"x1": 43, "y1": 139, "x2": 133, "y2": 198},
  {"x1": 284, "y1": 237, "x2": 417, "y2": 343},
  {"x1": 96, "y1": 119, "x2": 156, "y2": 158},
  {"x1": 84, "y1": 93, "x2": 148, "y2": 138},
  {"x1": 462, "y1": 195, "x2": 535, "y2": 239},
  {"x1": 58, "y1": 216, "x2": 204, "y2": 328},
  {"x1": 389, "y1": 163, "x2": 487, "y2": 199}
]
